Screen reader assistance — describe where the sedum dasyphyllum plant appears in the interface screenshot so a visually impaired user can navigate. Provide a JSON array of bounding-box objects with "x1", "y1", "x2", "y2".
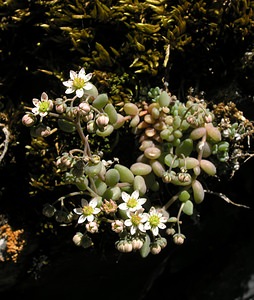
[{"x1": 22, "y1": 68, "x2": 254, "y2": 257}]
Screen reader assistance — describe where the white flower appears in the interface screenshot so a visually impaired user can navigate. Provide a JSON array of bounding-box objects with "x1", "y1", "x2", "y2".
[
  {"x1": 143, "y1": 207, "x2": 168, "y2": 236},
  {"x1": 124, "y1": 209, "x2": 148, "y2": 235},
  {"x1": 74, "y1": 198, "x2": 101, "y2": 224},
  {"x1": 63, "y1": 68, "x2": 93, "y2": 98},
  {"x1": 32, "y1": 92, "x2": 53, "y2": 117},
  {"x1": 118, "y1": 190, "x2": 147, "y2": 212}
]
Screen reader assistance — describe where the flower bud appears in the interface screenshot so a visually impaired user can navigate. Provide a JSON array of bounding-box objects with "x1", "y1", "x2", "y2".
[
  {"x1": 87, "y1": 120, "x2": 96, "y2": 133},
  {"x1": 22, "y1": 113, "x2": 37, "y2": 127},
  {"x1": 79, "y1": 102, "x2": 91, "y2": 115},
  {"x1": 55, "y1": 153, "x2": 73, "y2": 170},
  {"x1": 66, "y1": 106, "x2": 78, "y2": 118},
  {"x1": 42, "y1": 203, "x2": 56, "y2": 218},
  {"x1": 73, "y1": 232, "x2": 84, "y2": 246},
  {"x1": 150, "y1": 244, "x2": 161, "y2": 255},
  {"x1": 111, "y1": 220, "x2": 124, "y2": 233},
  {"x1": 173, "y1": 233, "x2": 185, "y2": 245},
  {"x1": 30, "y1": 124, "x2": 52, "y2": 137},
  {"x1": 86, "y1": 221, "x2": 99, "y2": 233},
  {"x1": 96, "y1": 113, "x2": 109, "y2": 128},
  {"x1": 116, "y1": 240, "x2": 133, "y2": 253},
  {"x1": 82, "y1": 112, "x2": 94, "y2": 122},
  {"x1": 102, "y1": 199, "x2": 118, "y2": 214},
  {"x1": 55, "y1": 210, "x2": 69, "y2": 223},
  {"x1": 166, "y1": 228, "x2": 176, "y2": 235},
  {"x1": 55, "y1": 98, "x2": 67, "y2": 114},
  {"x1": 131, "y1": 238, "x2": 144, "y2": 250},
  {"x1": 73, "y1": 233, "x2": 93, "y2": 248},
  {"x1": 157, "y1": 237, "x2": 167, "y2": 249}
]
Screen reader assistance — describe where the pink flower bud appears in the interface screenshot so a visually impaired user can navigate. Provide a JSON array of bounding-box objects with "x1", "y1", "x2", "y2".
[
  {"x1": 22, "y1": 113, "x2": 37, "y2": 127},
  {"x1": 79, "y1": 102, "x2": 91, "y2": 115},
  {"x1": 96, "y1": 114, "x2": 109, "y2": 128}
]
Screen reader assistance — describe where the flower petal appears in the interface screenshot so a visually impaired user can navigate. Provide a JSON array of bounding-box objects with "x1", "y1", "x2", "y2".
[
  {"x1": 41, "y1": 92, "x2": 48, "y2": 101},
  {"x1": 70, "y1": 70, "x2": 77, "y2": 80},
  {"x1": 84, "y1": 72, "x2": 93, "y2": 81},
  {"x1": 93, "y1": 208, "x2": 101, "y2": 215},
  {"x1": 32, "y1": 98, "x2": 40, "y2": 106},
  {"x1": 118, "y1": 203, "x2": 127, "y2": 210},
  {"x1": 131, "y1": 190, "x2": 139, "y2": 199},
  {"x1": 65, "y1": 87, "x2": 75, "y2": 94},
  {"x1": 81, "y1": 199, "x2": 88, "y2": 207},
  {"x1": 76, "y1": 88, "x2": 84, "y2": 98},
  {"x1": 87, "y1": 215, "x2": 94, "y2": 222},
  {"x1": 73, "y1": 208, "x2": 83, "y2": 215},
  {"x1": 78, "y1": 68, "x2": 86, "y2": 77},
  {"x1": 89, "y1": 198, "x2": 98, "y2": 208},
  {"x1": 130, "y1": 226, "x2": 136, "y2": 235},
  {"x1": 32, "y1": 107, "x2": 39, "y2": 115},
  {"x1": 138, "y1": 224, "x2": 145, "y2": 232},
  {"x1": 121, "y1": 192, "x2": 130, "y2": 202},
  {"x1": 152, "y1": 227, "x2": 159, "y2": 236},
  {"x1": 158, "y1": 223, "x2": 166, "y2": 229},
  {"x1": 63, "y1": 80, "x2": 73, "y2": 88},
  {"x1": 138, "y1": 198, "x2": 147, "y2": 206},
  {"x1": 144, "y1": 222, "x2": 151, "y2": 230},
  {"x1": 78, "y1": 215, "x2": 87, "y2": 224},
  {"x1": 124, "y1": 219, "x2": 132, "y2": 226}
]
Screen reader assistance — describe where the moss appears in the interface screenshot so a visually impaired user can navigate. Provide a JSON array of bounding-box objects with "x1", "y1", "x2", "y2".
[{"x1": 1, "y1": 0, "x2": 254, "y2": 104}]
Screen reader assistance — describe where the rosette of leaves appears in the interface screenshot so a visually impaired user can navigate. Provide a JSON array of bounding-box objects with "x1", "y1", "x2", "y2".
[{"x1": 124, "y1": 86, "x2": 253, "y2": 219}]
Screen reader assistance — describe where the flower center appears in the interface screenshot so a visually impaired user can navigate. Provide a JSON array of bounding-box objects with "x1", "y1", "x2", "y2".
[
  {"x1": 39, "y1": 101, "x2": 50, "y2": 113},
  {"x1": 82, "y1": 206, "x2": 94, "y2": 216},
  {"x1": 127, "y1": 197, "x2": 138, "y2": 208},
  {"x1": 149, "y1": 215, "x2": 160, "y2": 227},
  {"x1": 131, "y1": 215, "x2": 141, "y2": 226},
  {"x1": 73, "y1": 77, "x2": 85, "y2": 89}
]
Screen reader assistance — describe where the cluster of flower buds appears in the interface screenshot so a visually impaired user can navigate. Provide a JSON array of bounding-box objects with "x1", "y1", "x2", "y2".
[{"x1": 23, "y1": 68, "x2": 251, "y2": 257}]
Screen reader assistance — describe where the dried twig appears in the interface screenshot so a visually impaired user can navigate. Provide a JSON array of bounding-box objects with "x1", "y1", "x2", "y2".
[
  {"x1": 0, "y1": 124, "x2": 10, "y2": 163},
  {"x1": 204, "y1": 189, "x2": 250, "y2": 208}
]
